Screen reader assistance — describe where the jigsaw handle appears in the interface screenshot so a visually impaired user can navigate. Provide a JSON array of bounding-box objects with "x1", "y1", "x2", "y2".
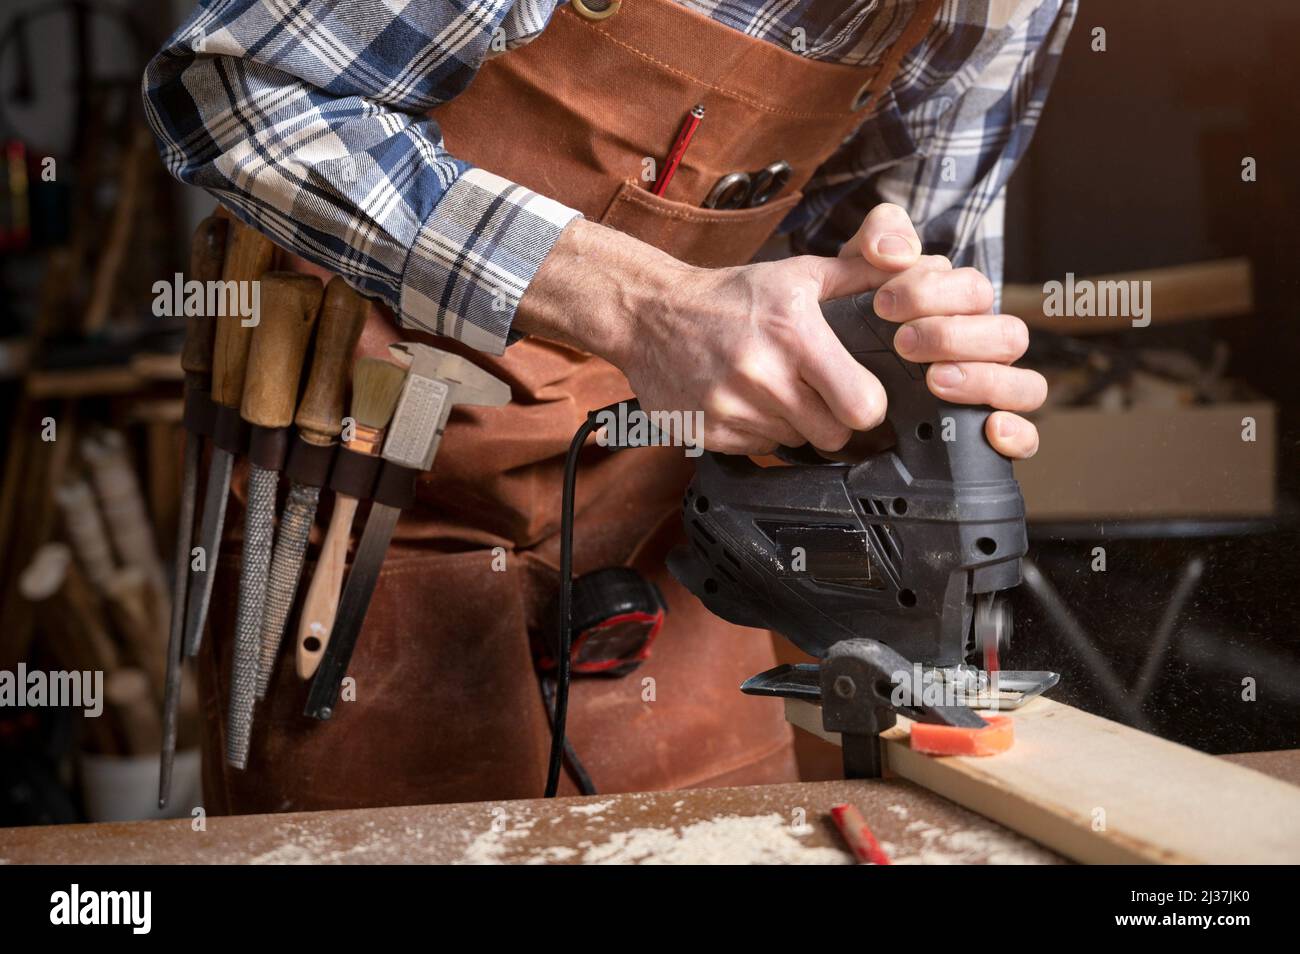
[{"x1": 814, "y1": 292, "x2": 1014, "y2": 485}]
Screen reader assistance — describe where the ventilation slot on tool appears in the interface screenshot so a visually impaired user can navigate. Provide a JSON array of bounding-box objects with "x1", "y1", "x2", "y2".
[
  {"x1": 691, "y1": 519, "x2": 716, "y2": 545},
  {"x1": 864, "y1": 525, "x2": 901, "y2": 588},
  {"x1": 861, "y1": 498, "x2": 903, "y2": 588},
  {"x1": 863, "y1": 499, "x2": 903, "y2": 560}
]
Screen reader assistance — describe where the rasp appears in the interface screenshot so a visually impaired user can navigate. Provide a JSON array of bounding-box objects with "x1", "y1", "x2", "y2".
[
  {"x1": 225, "y1": 272, "x2": 323, "y2": 769},
  {"x1": 255, "y1": 277, "x2": 368, "y2": 699},
  {"x1": 158, "y1": 214, "x2": 227, "y2": 808},
  {"x1": 182, "y1": 222, "x2": 275, "y2": 656},
  {"x1": 304, "y1": 344, "x2": 510, "y2": 720}
]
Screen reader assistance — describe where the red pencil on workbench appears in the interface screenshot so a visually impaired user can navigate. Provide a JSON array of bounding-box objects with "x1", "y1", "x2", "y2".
[
  {"x1": 650, "y1": 104, "x2": 704, "y2": 197},
  {"x1": 830, "y1": 802, "x2": 892, "y2": 865}
]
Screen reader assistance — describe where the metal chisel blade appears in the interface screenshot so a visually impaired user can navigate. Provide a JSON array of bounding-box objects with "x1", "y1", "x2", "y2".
[
  {"x1": 158, "y1": 429, "x2": 201, "y2": 808},
  {"x1": 183, "y1": 447, "x2": 235, "y2": 657},
  {"x1": 303, "y1": 503, "x2": 402, "y2": 720}
]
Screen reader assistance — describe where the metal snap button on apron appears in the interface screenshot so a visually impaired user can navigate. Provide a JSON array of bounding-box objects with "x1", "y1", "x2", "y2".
[{"x1": 571, "y1": 0, "x2": 621, "y2": 20}]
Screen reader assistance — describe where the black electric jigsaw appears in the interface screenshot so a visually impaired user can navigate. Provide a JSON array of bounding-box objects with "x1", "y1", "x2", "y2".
[{"x1": 668, "y1": 292, "x2": 1058, "y2": 777}]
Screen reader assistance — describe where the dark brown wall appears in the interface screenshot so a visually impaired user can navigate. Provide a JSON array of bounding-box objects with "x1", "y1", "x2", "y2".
[{"x1": 1006, "y1": 0, "x2": 1300, "y2": 488}]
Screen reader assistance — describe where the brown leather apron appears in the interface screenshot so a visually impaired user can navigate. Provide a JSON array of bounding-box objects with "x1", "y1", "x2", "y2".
[{"x1": 200, "y1": 0, "x2": 940, "y2": 813}]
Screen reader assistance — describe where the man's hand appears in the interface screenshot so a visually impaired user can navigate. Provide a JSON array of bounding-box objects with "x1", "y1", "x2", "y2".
[
  {"x1": 515, "y1": 208, "x2": 1044, "y2": 459},
  {"x1": 845, "y1": 204, "x2": 1045, "y2": 459}
]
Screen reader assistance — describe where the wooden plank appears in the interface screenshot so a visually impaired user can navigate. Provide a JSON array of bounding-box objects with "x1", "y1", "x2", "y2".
[
  {"x1": 21, "y1": 352, "x2": 178, "y2": 402},
  {"x1": 1003, "y1": 257, "x2": 1253, "y2": 334},
  {"x1": 0, "y1": 779, "x2": 1062, "y2": 865},
  {"x1": 1223, "y1": 750, "x2": 1300, "y2": 789},
  {"x1": 785, "y1": 697, "x2": 1300, "y2": 864},
  {"x1": 25, "y1": 366, "x2": 148, "y2": 400}
]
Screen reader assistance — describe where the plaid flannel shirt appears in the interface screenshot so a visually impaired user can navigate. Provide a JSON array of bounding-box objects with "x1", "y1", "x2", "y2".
[{"x1": 143, "y1": 0, "x2": 1076, "y2": 355}]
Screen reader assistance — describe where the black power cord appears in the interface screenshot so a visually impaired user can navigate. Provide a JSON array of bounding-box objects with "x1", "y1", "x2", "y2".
[
  {"x1": 539, "y1": 675, "x2": 597, "y2": 796},
  {"x1": 545, "y1": 398, "x2": 640, "y2": 797}
]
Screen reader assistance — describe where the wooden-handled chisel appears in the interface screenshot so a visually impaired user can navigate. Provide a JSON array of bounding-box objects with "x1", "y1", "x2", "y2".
[
  {"x1": 182, "y1": 221, "x2": 275, "y2": 657},
  {"x1": 294, "y1": 357, "x2": 406, "y2": 680},
  {"x1": 255, "y1": 277, "x2": 368, "y2": 699},
  {"x1": 304, "y1": 344, "x2": 510, "y2": 719},
  {"x1": 158, "y1": 215, "x2": 227, "y2": 808},
  {"x1": 226, "y1": 272, "x2": 324, "y2": 769}
]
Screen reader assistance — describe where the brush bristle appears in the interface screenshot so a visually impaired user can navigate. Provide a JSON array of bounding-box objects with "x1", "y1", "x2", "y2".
[{"x1": 350, "y1": 358, "x2": 407, "y2": 429}]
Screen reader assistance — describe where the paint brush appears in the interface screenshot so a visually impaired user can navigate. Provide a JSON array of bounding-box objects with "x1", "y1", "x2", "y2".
[{"x1": 295, "y1": 357, "x2": 407, "y2": 679}]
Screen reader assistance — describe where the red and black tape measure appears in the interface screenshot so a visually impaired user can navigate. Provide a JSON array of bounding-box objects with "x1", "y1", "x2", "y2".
[{"x1": 536, "y1": 567, "x2": 666, "y2": 677}]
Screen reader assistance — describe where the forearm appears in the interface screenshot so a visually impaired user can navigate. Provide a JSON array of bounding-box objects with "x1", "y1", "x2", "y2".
[{"x1": 513, "y1": 218, "x2": 695, "y2": 365}]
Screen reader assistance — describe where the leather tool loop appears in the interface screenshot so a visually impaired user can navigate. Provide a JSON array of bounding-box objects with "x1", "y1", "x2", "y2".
[
  {"x1": 183, "y1": 390, "x2": 219, "y2": 438},
  {"x1": 371, "y1": 461, "x2": 421, "y2": 510},
  {"x1": 247, "y1": 424, "x2": 292, "y2": 471},
  {"x1": 211, "y1": 405, "x2": 251, "y2": 455},
  {"x1": 329, "y1": 446, "x2": 383, "y2": 499},
  {"x1": 284, "y1": 438, "x2": 337, "y2": 488}
]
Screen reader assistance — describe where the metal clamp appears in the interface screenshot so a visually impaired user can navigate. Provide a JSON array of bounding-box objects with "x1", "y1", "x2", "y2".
[{"x1": 743, "y1": 638, "x2": 995, "y2": 779}]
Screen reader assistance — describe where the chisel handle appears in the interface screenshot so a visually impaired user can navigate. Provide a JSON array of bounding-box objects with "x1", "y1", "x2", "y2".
[
  {"x1": 181, "y1": 217, "x2": 228, "y2": 380},
  {"x1": 296, "y1": 278, "x2": 369, "y2": 445},
  {"x1": 240, "y1": 273, "x2": 324, "y2": 428},
  {"x1": 253, "y1": 279, "x2": 366, "y2": 695},
  {"x1": 211, "y1": 223, "x2": 275, "y2": 407},
  {"x1": 296, "y1": 493, "x2": 360, "y2": 678}
]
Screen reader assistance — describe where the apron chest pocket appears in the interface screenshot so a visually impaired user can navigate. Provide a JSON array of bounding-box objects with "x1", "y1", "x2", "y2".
[{"x1": 599, "y1": 180, "x2": 803, "y2": 269}]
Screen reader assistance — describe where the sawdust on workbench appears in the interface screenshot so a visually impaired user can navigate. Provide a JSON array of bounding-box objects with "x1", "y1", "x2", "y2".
[
  {"x1": 245, "y1": 820, "x2": 404, "y2": 865},
  {"x1": 238, "y1": 816, "x2": 463, "y2": 865},
  {"x1": 0, "y1": 778, "x2": 1061, "y2": 865},
  {"x1": 462, "y1": 807, "x2": 848, "y2": 865},
  {"x1": 458, "y1": 784, "x2": 1055, "y2": 865},
  {"x1": 576, "y1": 814, "x2": 848, "y2": 865},
  {"x1": 882, "y1": 818, "x2": 1058, "y2": 865}
]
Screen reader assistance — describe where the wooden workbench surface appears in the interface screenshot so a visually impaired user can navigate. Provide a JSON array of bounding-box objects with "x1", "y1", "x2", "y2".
[
  {"x1": 0, "y1": 778, "x2": 1063, "y2": 865},
  {"x1": 3, "y1": 750, "x2": 1293, "y2": 865}
]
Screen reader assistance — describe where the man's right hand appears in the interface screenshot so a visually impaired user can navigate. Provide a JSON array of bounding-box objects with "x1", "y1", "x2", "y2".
[{"x1": 514, "y1": 215, "x2": 1041, "y2": 458}]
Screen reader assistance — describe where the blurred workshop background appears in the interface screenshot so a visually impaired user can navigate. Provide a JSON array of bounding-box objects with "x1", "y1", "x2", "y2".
[{"x1": 1, "y1": 0, "x2": 1298, "y2": 825}]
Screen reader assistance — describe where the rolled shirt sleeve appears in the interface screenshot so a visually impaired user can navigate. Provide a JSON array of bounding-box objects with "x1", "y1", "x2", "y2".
[{"x1": 141, "y1": 0, "x2": 575, "y2": 355}]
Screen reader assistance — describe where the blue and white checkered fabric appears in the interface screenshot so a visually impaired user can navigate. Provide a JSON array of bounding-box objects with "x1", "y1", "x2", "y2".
[{"x1": 143, "y1": 0, "x2": 1076, "y2": 354}]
